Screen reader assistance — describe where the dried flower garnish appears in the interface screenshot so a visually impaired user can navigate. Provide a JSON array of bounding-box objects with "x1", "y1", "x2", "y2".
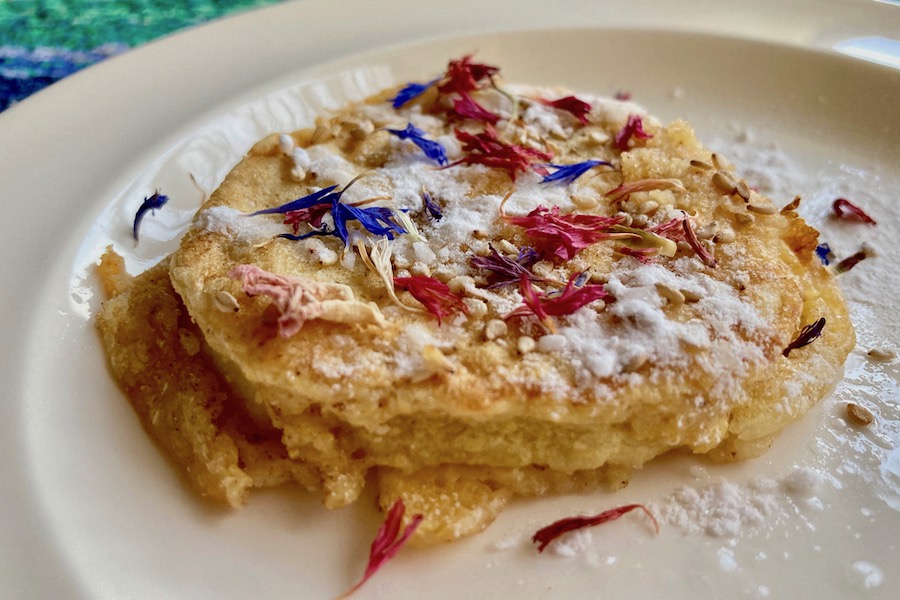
[
  {"x1": 539, "y1": 160, "x2": 613, "y2": 186},
  {"x1": 391, "y1": 77, "x2": 439, "y2": 108},
  {"x1": 470, "y1": 244, "x2": 548, "y2": 289},
  {"x1": 438, "y1": 55, "x2": 499, "y2": 96},
  {"x1": 283, "y1": 203, "x2": 332, "y2": 233},
  {"x1": 356, "y1": 237, "x2": 420, "y2": 312},
  {"x1": 614, "y1": 245, "x2": 655, "y2": 263},
  {"x1": 532, "y1": 504, "x2": 658, "y2": 553},
  {"x1": 614, "y1": 91, "x2": 632, "y2": 101},
  {"x1": 608, "y1": 224, "x2": 677, "y2": 258},
  {"x1": 421, "y1": 189, "x2": 442, "y2": 220},
  {"x1": 452, "y1": 125, "x2": 553, "y2": 180},
  {"x1": 392, "y1": 209, "x2": 425, "y2": 242},
  {"x1": 506, "y1": 273, "x2": 610, "y2": 333},
  {"x1": 538, "y1": 95, "x2": 592, "y2": 124},
  {"x1": 782, "y1": 317, "x2": 826, "y2": 357},
  {"x1": 832, "y1": 198, "x2": 877, "y2": 225},
  {"x1": 614, "y1": 114, "x2": 652, "y2": 151},
  {"x1": 815, "y1": 243, "x2": 834, "y2": 265},
  {"x1": 834, "y1": 248, "x2": 870, "y2": 274},
  {"x1": 604, "y1": 178, "x2": 685, "y2": 203},
  {"x1": 228, "y1": 264, "x2": 385, "y2": 336},
  {"x1": 394, "y1": 275, "x2": 468, "y2": 324},
  {"x1": 449, "y1": 92, "x2": 501, "y2": 124},
  {"x1": 338, "y1": 499, "x2": 423, "y2": 599},
  {"x1": 386, "y1": 123, "x2": 449, "y2": 166},
  {"x1": 248, "y1": 184, "x2": 339, "y2": 217},
  {"x1": 262, "y1": 181, "x2": 407, "y2": 247},
  {"x1": 504, "y1": 205, "x2": 623, "y2": 261},
  {"x1": 681, "y1": 217, "x2": 717, "y2": 268},
  {"x1": 132, "y1": 190, "x2": 169, "y2": 241}
]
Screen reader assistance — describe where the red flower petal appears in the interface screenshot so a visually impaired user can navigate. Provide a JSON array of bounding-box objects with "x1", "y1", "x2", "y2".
[
  {"x1": 453, "y1": 125, "x2": 552, "y2": 180},
  {"x1": 283, "y1": 204, "x2": 331, "y2": 233},
  {"x1": 539, "y1": 95, "x2": 592, "y2": 124},
  {"x1": 504, "y1": 205, "x2": 623, "y2": 261},
  {"x1": 438, "y1": 55, "x2": 500, "y2": 96},
  {"x1": 450, "y1": 92, "x2": 500, "y2": 124},
  {"x1": 339, "y1": 499, "x2": 423, "y2": 598},
  {"x1": 506, "y1": 273, "x2": 610, "y2": 332},
  {"x1": 681, "y1": 218, "x2": 717, "y2": 268},
  {"x1": 614, "y1": 114, "x2": 652, "y2": 151},
  {"x1": 393, "y1": 275, "x2": 468, "y2": 324},
  {"x1": 832, "y1": 198, "x2": 877, "y2": 225},
  {"x1": 532, "y1": 503, "x2": 658, "y2": 553}
]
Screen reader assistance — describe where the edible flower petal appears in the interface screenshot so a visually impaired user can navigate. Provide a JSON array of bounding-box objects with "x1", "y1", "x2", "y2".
[
  {"x1": 539, "y1": 95, "x2": 592, "y2": 124},
  {"x1": 339, "y1": 499, "x2": 423, "y2": 599},
  {"x1": 783, "y1": 317, "x2": 826, "y2": 357},
  {"x1": 393, "y1": 275, "x2": 468, "y2": 324},
  {"x1": 132, "y1": 190, "x2": 169, "y2": 241},
  {"x1": 834, "y1": 248, "x2": 870, "y2": 274},
  {"x1": 609, "y1": 225, "x2": 678, "y2": 258},
  {"x1": 247, "y1": 185, "x2": 338, "y2": 216},
  {"x1": 832, "y1": 198, "x2": 877, "y2": 225},
  {"x1": 604, "y1": 178, "x2": 686, "y2": 203},
  {"x1": 386, "y1": 123, "x2": 449, "y2": 166},
  {"x1": 338, "y1": 203, "x2": 407, "y2": 243},
  {"x1": 449, "y1": 92, "x2": 500, "y2": 124},
  {"x1": 283, "y1": 204, "x2": 331, "y2": 233},
  {"x1": 614, "y1": 246, "x2": 655, "y2": 263},
  {"x1": 681, "y1": 218, "x2": 717, "y2": 268},
  {"x1": 532, "y1": 504, "x2": 658, "y2": 553},
  {"x1": 392, "y1": 209, "x2": 425, "y2": 242},
  {"x1": 278, "y1": 193, "x2": 406, "y2": 247},
  {"x1": 438, "y1": 55, "x2": 500, "y2": 96},
  {"x1": 506, "y1": 273, "x2": 610, "y2": 333},
  {"x1": 470, "y1": 243, "x2": 546, "y2": 289},
  {"x1": 356, "y1": 237, "x2": 419, "y2": 311},
  {"x1": 452, "y1": 125, "x2": 553, "y2": 180},
  {"x1": 815, "y1": 243, "x2": 834, "y2": 265},
  {"x1": 539, "y1": 160, "x2": 612, "y2": 186},
  {"x1": 504, "y1": 205, "x2": 624, "y2": 261},
  {"x1": 614, "y1": 114, "x2": 652, "y2": 151},
  {"x1": 391, "y1": 77, "x2": 439, "y2": 108},
  {"x1": 228, "y1": 264, "x2": 385, "y2": 336},
  {"x1": 421, "y1": 189, "x2": 442, "y2": 220}
]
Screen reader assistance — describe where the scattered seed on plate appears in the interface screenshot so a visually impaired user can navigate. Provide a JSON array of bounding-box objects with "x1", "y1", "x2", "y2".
[
  {"x1": 867, "y1": 348, "x2": 896, "y2": 362},
  {"x1": 846, "y1": 402, "x2": 874, "y2": 426}
]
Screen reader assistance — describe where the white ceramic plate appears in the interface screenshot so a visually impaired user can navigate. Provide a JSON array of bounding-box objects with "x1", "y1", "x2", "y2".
[{"x1": 2, "y1": 1, "x2": 899, "y2": 598}]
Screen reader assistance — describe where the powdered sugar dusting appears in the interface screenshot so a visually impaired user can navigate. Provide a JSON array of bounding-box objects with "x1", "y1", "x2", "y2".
[{"x1": 650, "y1": 467, "x2": 826, "y2": 537}]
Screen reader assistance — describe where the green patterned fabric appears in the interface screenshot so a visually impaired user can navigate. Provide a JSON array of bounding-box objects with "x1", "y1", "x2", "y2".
[{"x1": 0, "y1": 0, "x2": 285, "y2": 111}]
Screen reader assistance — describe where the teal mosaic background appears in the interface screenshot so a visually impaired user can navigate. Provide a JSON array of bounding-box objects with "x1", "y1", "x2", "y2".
[{"x1": 0, "y1": 0, "x2": 285, "y2": 110}]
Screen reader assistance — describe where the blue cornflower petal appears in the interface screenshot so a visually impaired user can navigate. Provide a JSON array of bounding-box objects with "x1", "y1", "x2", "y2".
[
  {"x1": 344, "y1": 204, "x2": 407, "y2": 239},
  {"x1": 133, "y1": 190, "x2": 169, "y2": 241},
  {"x1": 815, "y1": 243, "x2": 833, "y2": 265},
  {"x1": 248, "y1": 185, "x2": 339, "y2": 216},
  {"x1": 391, "y1": 78, "x2": 439, "y2": 109},
  {"x1": 386, "y1": 123, "x2": 449, "y2": 166},
  {"x1": 539, "y1": 160, "x2": 612, "y2": 185},
  {"x1": 422, "y1": 190, "x2": 442, "y2": 220}
]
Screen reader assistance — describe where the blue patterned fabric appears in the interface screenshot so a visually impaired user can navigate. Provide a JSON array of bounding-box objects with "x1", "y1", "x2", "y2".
[{"x1": 0, "y1": 1, "x2": 284, "y2": 111}]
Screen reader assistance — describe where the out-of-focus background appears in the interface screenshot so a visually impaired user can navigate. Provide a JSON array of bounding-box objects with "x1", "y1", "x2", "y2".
[{"x1": 0, "y1": 0, "x2": 285, "y2": 111}]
